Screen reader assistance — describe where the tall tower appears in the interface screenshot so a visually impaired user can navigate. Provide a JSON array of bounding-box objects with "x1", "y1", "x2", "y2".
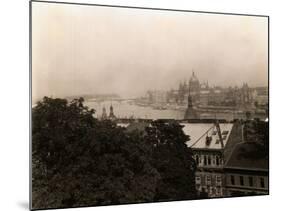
[
  {"x1": 101, "y1": 106, "x2": 107, "y2": 120},
  {"x1": 108, "y1": 104, "x2": 117, "y2": 121},
  {"x1": 189, "y1": 71, "x2": 200, "y2": 104},
  {"x1": 188, "y1": 93, "x2": 193, "y2": 108},
  {"x1": 184, "y1": 88, "x2": 199, "y2": 120}
]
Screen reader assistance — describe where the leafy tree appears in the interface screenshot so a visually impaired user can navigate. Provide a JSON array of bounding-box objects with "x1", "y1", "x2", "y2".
[
  {"x1": 145, "y1": 120, "x2": 197, "y2": 201},
  {"x1": 32, "y1": 97, "x2": 160, "y2": 209}
]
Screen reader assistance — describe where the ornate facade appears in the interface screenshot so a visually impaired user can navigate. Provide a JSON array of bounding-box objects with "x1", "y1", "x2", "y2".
[{"x1": 169, "y1": 72, "x2": 258, "y2": 109}]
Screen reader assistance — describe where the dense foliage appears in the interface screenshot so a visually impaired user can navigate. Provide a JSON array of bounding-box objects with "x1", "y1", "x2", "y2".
[
  {"x1": 145, "y1": 120, "x2": 196, "y2": 201},
  {"x1": 32, "y1": 97, "x2": 196, "y2": 209}
]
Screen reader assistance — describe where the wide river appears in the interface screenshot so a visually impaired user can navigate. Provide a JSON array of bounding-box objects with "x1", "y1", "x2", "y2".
[
  {"x1": 84, "y1": 100, "x2": 255, "y2": 120},
  {"x1": 85, "y1": 100, "x2": 184, "y2": 120}
]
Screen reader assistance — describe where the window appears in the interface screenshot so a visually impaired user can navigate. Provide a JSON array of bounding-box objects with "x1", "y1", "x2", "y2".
[
  {"x1": 204, "y1": 155, "x2": 207, "y2": 165},
  {"x1": 222, "y1": 130, "x2": 229, "y2": 135},
  {"x1": 231, "y1": 175, "x2": 235, "y2": 185},
  {"x1": 206, "y1": 175, "x2": 211, "y2": 185},
  {"x1": 248, "y1": 177, "x2": 253, "y2": 187},
  {"x1": 240, "y1": 176, "x2": 244, "y2": 186},
  {"x1": 216, "y1": 176, "x2": 221, "y2": 183},
  {"x1": 216, "y1": 156, "x2": 220, "y2": 166},
  {"x1": 216, "y1": 175, "x2": 222, "y2": 186},
  {"x1": 196, "y1": 176, "x2": 201, "y2": 184},
  {"x1": 205, "y1": 136, "x2": 212, "y2": 146},
  {"x1": 216, "y1": 187, "x2": 221, "y2": 195},
  {"x1": 208, "y1": 156, "x2": 212, "y2": 165},
  {"x1": 260, "y1": 178, "x2": 265, "y2": 188},
  {"x1": 195, "y1": 155, "x2": 200, "y2": 165}
]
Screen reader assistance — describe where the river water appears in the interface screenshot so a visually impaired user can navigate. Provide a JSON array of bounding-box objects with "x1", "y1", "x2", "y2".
[
  {"x1": 84, "y1": 100, "x2": 260, "y2": 120},
  {"x1": 85, "y1": 100, "x2": 184, "y2": 120}
]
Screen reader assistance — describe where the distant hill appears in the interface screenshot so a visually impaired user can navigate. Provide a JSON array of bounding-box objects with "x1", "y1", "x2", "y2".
[{"x1": 66, "y1": 93, "x2": 121, "y2": 101}]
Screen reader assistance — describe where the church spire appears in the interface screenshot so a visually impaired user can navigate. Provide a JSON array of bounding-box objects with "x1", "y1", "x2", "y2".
[
  {"x1": 184, "y1": 83, "x2": 198, "y2": 120},
  {"x1": 108, "y1": 104, "x2": 117, "y2": 121},
  {"x1": 101, "y1": 106, "x2": 107, "y2": 120}
]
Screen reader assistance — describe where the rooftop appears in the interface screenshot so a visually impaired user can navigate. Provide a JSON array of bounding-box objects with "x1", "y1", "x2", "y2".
[
  {"x1": 181, "y1": 123, "x2": 233, "y2": 150},
  {"x1": 125, "y1": 122, "x2": 150, "y2": 133},
  {"x1": 225, "y1": 141, "x2": 268, "y2": 171}
]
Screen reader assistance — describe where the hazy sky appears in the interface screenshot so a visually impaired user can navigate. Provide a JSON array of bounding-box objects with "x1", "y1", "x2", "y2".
[{"x1": 32, "y1": 2, "x2": 268, "y2": 101}]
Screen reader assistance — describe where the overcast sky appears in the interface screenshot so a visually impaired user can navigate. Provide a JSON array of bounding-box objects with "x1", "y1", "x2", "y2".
[{"x1": 32, "y1": 2, "x2": 268, "y2": 101}]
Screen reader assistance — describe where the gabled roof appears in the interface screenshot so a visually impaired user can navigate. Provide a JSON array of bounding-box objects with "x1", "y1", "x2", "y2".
[
  {"x1": 225, "y1": 142, "x2": 268, "y2": 171},
  {"x1": 181, "y1": 123, "x2": 233, "y2": 150}
]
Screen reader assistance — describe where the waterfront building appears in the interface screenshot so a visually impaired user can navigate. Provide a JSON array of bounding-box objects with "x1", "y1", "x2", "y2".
[
  {"x1": 252, "y1": 87, "x2": 269, "y2": 106},
  {"x1": 147, "y1": 90, "x2": 167, "y2": 104},
  {"x1": 169, "y1": 72, "x2": 267, "y2": 111},
  {"x1": 207, "y1": 87, "x2": 225, "y2": 106},
  {"x1": 199, "y1": 82, "x2": 210, "y2": 106}
]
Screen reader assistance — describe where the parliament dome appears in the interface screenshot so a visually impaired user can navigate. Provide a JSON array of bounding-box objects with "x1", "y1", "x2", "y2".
[{"x1": 189, "y1": 71, "x2": 199, "y2": 83}]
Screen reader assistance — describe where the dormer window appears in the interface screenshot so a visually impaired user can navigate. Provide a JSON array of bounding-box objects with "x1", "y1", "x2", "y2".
[
  {"x1": 222, "y1": 130, "x2": 229, "y2": 135},
  {"x1": 206, "y1": 136, "x2": 212, "y2": 146}
]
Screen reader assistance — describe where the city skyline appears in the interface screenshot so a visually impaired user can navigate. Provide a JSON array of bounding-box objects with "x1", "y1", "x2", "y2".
[
  {"x1": 31, "y1": 2, "x2": 269, "y2": 209},
  {"x1": 32, "y1": 2, "x2": 268, "y2": 101}
]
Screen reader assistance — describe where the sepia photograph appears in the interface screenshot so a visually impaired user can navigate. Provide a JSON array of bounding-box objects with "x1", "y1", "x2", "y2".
[{"x1": 31, "y1": 1, "x2": 269, "y2": 210}]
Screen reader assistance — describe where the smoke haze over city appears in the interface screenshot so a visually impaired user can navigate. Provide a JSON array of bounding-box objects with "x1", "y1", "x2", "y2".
[
  {"x1": 31, "y1": 3, "x2": 269, "y2": 208},
  {"x1": 32, "y1": 2, "x2": 268, "y2": 102}
]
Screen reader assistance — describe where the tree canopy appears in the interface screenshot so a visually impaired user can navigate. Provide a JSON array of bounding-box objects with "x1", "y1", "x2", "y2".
[
  {"x1": 145, "y1": 120, "x2": 196, "y2": 201},
  {"x1": 32, "y1": 97, "x2": 196, "y2": 209}
]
